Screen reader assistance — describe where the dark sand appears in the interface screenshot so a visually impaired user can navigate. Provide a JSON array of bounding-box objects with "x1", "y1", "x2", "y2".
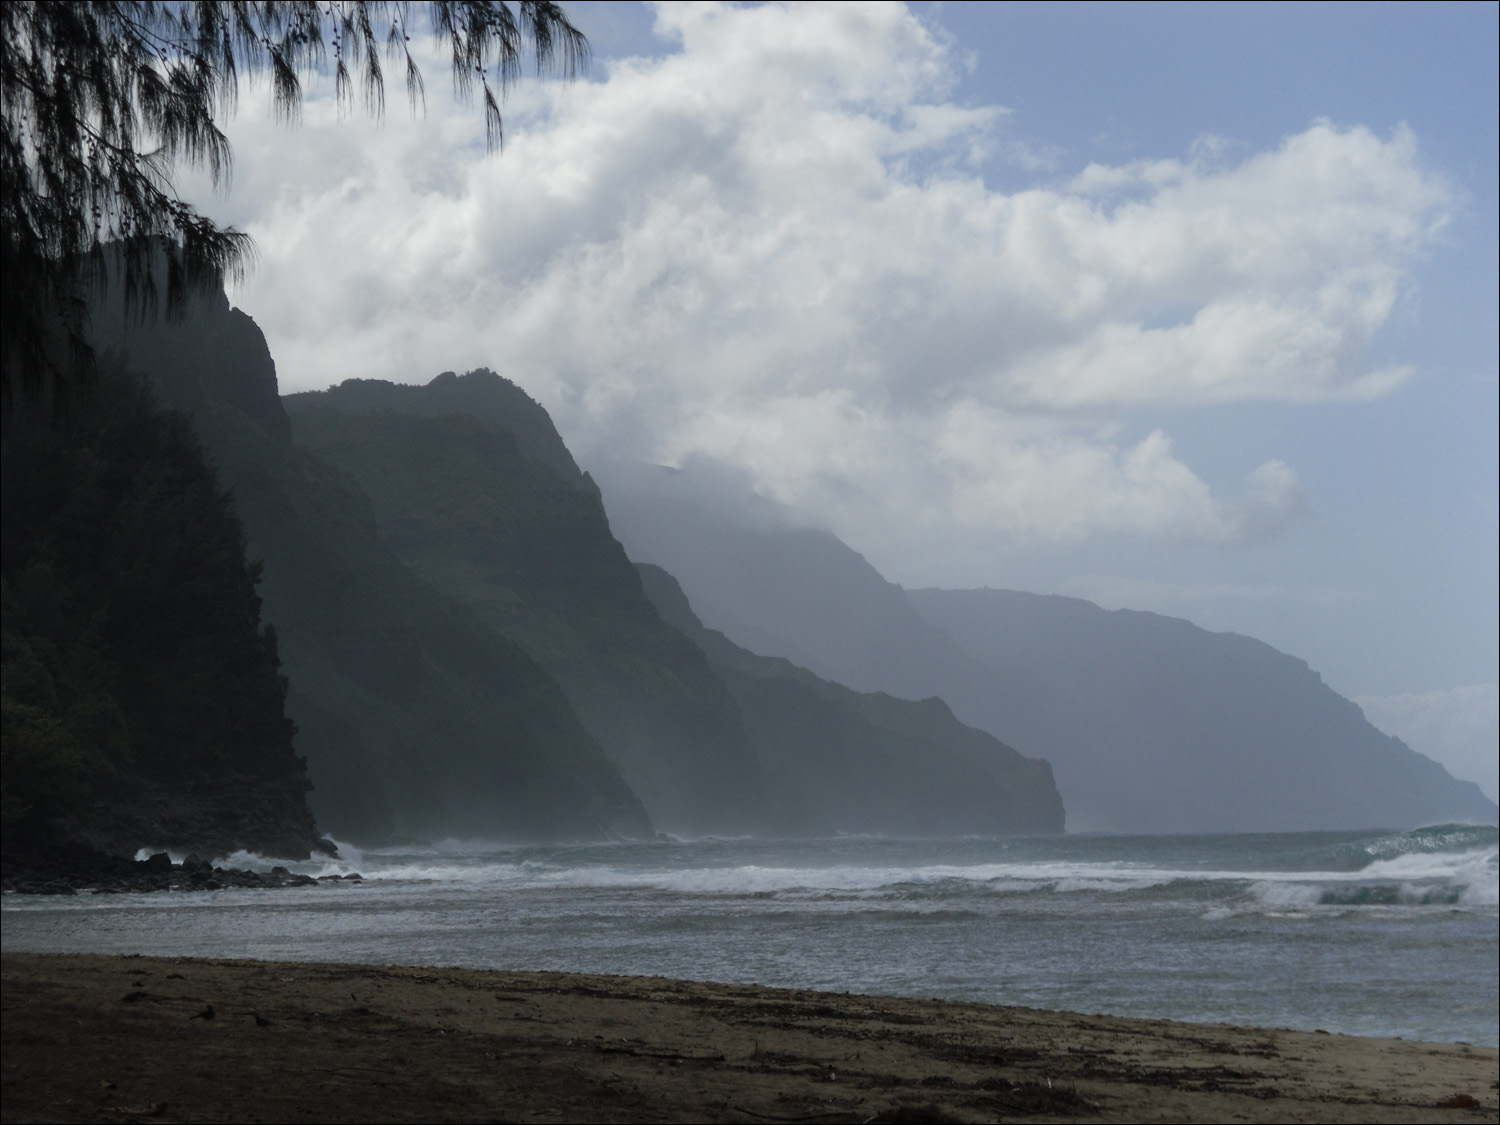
[{"x1": 2, "y1": 953, "x2": 1495, "y2": 1123}]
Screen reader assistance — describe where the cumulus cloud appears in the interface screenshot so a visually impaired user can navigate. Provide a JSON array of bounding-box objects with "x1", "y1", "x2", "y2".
[
  {"x1": 194, "y1": 1, "x2": 1450, "y2": 550},
  {"x1": 1357, "y1": 685, "x2": 1500, "y2": 801}
]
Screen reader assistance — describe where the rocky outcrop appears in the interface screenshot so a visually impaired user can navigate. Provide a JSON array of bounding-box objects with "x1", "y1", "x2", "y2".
[
  {"x1": 0, "y1": 842, "x2": 357, "y2": 895},
  {"x1": 90, "y1": 284, "x2": 291, "y2": 444},
  {"x1": 52, "y1": 774, "x2": 334, "y2": 862}
]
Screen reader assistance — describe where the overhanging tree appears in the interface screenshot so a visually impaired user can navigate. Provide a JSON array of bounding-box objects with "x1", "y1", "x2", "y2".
[{"x1": 1, "y1": 0, "x2": 587, "y2": 413}]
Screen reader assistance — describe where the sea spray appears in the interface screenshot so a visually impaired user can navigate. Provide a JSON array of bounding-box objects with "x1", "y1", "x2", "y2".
[{"x1": 8, "y1": 828, "x2": 1496, "y2": 1045}]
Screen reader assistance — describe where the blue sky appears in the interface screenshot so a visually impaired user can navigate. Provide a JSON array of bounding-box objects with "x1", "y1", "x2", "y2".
[
  {"x1": 186, "y1": 2, "x2": 1498, "y2": 793},
  {"x1": 922, "y1": 1, "x2": 1499, "y2": 791}
]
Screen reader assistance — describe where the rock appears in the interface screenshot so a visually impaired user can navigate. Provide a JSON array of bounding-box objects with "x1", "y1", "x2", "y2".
[{"x1": 1, "y1": 838, "x2": 355, "y2": 897}]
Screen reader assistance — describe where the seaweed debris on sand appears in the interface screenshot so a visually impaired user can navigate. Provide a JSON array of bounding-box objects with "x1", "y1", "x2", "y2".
[{"x1": 2, "y1": 953, "x2": 1496, "y2": 1123}]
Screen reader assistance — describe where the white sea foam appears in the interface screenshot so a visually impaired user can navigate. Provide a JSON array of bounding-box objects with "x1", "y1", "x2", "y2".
[
  {"x1": 9, "y1": 832, "x2": 1495, "y2": 1047},
  {"x1": 133, "y1": 847, "x2": 188, "y2": 863},
  {"x1": 346, "y1": 859, "x2": 1184, "y2": 897},
  {"x1": 294, "y1": 845, "x2": 1497, "y2": 910},
  {"x1": 1360, "y1": 846, "x2": 1497, "y2": 881},
  {"x1": 1238, "y1": 846, "x2": 1498, "y2": 911},
  {"x1": 123, "y1": 832, "x2": 1498, "y2": 914},
  {"x1": 1247, "y1": 880, "x2": 1324, "y2": 909},
  {"x1": 215, "y1": 849, "x2": 283, "y2": 870}
]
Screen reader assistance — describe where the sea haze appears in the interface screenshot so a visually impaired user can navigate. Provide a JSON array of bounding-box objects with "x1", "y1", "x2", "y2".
[{"x1": 5, "y1": 827, "x2": 1495, "y2": 1046}]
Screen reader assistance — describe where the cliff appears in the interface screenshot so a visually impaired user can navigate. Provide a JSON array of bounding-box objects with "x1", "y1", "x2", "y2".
[
  {"x1": 637, "y1": 565, "x2": 1064, "y2": 835},
  {"x1": 287, "y1": 371, "x2": 1063, "y2": 837},
  {"x1": 907, "y1": 588, "x2": 1498, "y2": 832},
  {"x1": 85, "y1": 297, "x2": 1068, "y2": 841},
  {"x1": 602, "y1": 470, "x2": 1497, "y2": 833},
  {"x1": 285, "y1": 375, "x2": 771, "y2": 836},
  {"x1": 93, "y1": 298, "x2": 653, "y2": 844},
  {"x1": 1, "y1": 366, "x2": 327, "y2": 860}
]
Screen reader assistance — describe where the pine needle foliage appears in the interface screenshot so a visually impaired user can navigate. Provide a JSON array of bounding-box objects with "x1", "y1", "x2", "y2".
[{"x1": 1, "y1": 1, "x2": 588, "y2": 414}]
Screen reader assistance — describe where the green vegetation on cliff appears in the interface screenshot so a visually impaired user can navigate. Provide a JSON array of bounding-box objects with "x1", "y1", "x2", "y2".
[
  {"x1": 198, "y1": 399, "x2": 652, "y2": 842},
  {"x1": 1, "y1": 369, "x2": 325, "y2": 857},
  {"x1": 95, "y1": 296, "x2": 653, "y2": 844}
]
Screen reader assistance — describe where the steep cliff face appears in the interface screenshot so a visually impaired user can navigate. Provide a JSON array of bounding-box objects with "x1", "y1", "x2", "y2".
[
  {"x1": 96, "y1": 307, "x2": 653, "y2": 844},
  {"x1": 92, "y1": 286, "x2": 291, "y2": 444},
  {"x1": 907, "y1": 588, "x2": 1498, "y2": 833},
  {"x1": 637, "y1": 565, "x2": 1064, "y2": 836},
  {"x1": 1, "y1": 367, "x2": 327, "y2": 860},
  {"x1": 285, "y1": 376, "x2": 772, "y2": 836}
]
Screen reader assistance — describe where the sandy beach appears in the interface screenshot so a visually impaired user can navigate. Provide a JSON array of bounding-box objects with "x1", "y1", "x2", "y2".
[{"x1": 1, "y1": 953, "x2": 1495, "y2": 1123}]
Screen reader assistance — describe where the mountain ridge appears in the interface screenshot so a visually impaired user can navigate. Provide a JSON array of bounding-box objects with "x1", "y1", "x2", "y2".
[
  {"x1": 285, "y1": 381, "x2": 772, "y2": 836},
  {"x1": 93, "y1": 296, "x2": 656, "y2": 845},
  {"x1": 638, "y1": 563, "x2": 1065, "y2": 835},
  {"x1": 285, "y1": 371, "x2": 1065, "y2": 837},
  {"x1": 599, "y1": 468, "x2": 1497, "y2": 832}
]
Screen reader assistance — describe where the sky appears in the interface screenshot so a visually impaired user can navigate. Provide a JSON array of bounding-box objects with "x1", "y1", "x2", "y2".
[{"x1": 177, "y1": 2, "x2": 1498, "y2": 796}]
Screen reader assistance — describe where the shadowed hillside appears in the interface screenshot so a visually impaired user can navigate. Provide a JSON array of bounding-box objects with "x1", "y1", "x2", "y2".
[
  {"x1": 93, "y1": 296, "x2": 653, "y2": 844},
  {"x1": 286, "y1": 371, "x2": 1064, "y2": 837},
  {"x1": 2, "y1": 367, "x2": 326, "y2": 860},
  {"x1": 286, "y1": 375, "x2": 772, "y2": 836},
  {"x1": 909, "y1": 588, "x2": 1498, "y2": 832},
  {"x1": 602, "y1": 471, "x2": 1497, "y2": 833},
  {"x1": 638, "y1": 564, "x2": 1064, "y2": 835},
  {"x1": 89, "y1": 301, "x2": 1069, "y2": 841}
]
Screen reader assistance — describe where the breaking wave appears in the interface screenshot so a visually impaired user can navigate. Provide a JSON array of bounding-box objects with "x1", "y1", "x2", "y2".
[{"x1": 220, "y1": 826, "x2": 1497, "y2": 914}]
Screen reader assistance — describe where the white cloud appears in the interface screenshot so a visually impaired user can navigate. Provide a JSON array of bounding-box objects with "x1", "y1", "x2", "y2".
[
  {"x1": 1357, "y1": 685, "x2": 1500, "y2": 802},
  {"x1": 194, "y1": 0, "x2": 1451, "y2": 549}
]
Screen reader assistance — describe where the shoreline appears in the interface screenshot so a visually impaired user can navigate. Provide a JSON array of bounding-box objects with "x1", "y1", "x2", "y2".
[
  {"x1": 3, "y1": 953, "x2": 1495, "y2": 1123},
  {"x1": 0, "y1": 840, "x2": 357, "y2": 896}
]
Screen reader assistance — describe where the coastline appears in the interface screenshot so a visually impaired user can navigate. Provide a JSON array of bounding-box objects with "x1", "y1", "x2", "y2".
[{"x1": 2, "y1": 953, "x2": 1494, "y2": 1123}]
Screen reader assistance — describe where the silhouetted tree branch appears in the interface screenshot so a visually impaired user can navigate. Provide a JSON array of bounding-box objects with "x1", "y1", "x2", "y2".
[{"x1": 1, "y1": 1, "x2": 588, "y2": 415}]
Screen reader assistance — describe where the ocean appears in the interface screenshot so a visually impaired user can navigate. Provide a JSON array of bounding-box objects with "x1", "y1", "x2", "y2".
[{"x1": 4, "y1": 825, "x2": 1496, "y2": 1046}]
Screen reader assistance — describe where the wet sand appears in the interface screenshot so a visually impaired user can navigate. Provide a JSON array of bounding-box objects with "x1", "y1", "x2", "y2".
[{"x1": 2, "y1": 952, "x2": 1495, "y2": 1123}]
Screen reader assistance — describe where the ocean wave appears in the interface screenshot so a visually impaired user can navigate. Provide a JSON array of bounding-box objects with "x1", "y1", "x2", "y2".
[
  {"x1": 1247, "y1": 879, "x2": 1468, "y2": 909},
  {"x1": 318, "y1": 857, "x2": 1200, "y2": 897},
  {"x1": 1237, "y1": 846, "x2": 1497, "y2": 911},
  {"x1": 1361, "y1": 823, "x2": 1498, "y2": 857},
  {"x1": 1280, "y1": 824, "x2": 1499, "y2": 872},
  {"x1": 145, "y1": 831, "x2": 1496, "y2": 912},
  {"x1": 259, "y1": 850, "x2": 1485, "y2": 907}
]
